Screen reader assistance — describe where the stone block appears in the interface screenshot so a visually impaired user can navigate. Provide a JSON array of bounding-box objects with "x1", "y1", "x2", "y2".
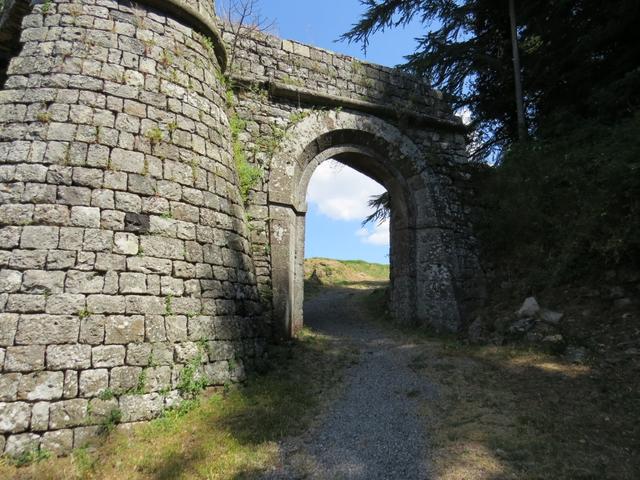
[
  {"x1": 145, "y1": 315, "x2": 166, "y2": 342},
  {"x1": 46, "y1": 294, "x2": 86, "y2": 315},
  {"x1": 105, "y1": 315, "x2": 145, "y2": 344},
  {"x1": 0, "y1": 270, "x2": 22, "y2": 294},
  {"x1": 18, "y1": 371, "x2": 64, "y2": 401},
  {"x1": 204, "y1": 361, "x2": 230, "y2": 385},
  {"x1": 119, "y1": 272, "x2": 146, "y2": 293},
  {"x1": 87, "y1": 398, "x2": 119, "y2": 422},
  {"x1": 80, "y1": 315, "x2": 105, "y2": 344},
  {"x1": 20, "y1": 226, "x2": 59, "y2": 249},
  {"x1": 140, "y1": 236, "x2": 184, "y2": 260},
  {"x1": 46, "y1": 344, "x2": 92, "y2": 370},
  {"x1": 189, "y1": 316, "x2": 216, "y2": 341},
  {"x1": 65, "y1": 271, "x2": 104, "y2": 293},
  {"x1": 119, "y1": 393, "x2": 163, "y2": 422},
  {"x1": 49, "y1": 399, "x2": 88, "y2": 429},
  {"x1": 83, "y1": 229, "x2": 113, "y2": 252},
  {"x1": 34, "y1": 205, "x2": 71, "y2": 226},
  {"x1": 151, "y1": 343, "x2": 174, "y2": 366},
  {"x1": 113, "y1": 232, "x2": 139, "y2": 255},
  {"x1": 57, "y1": 186, "x2": 91, "y2": 206},
  {"x1": 31, "y1": 402, "x2": 50, "y2": 431},
  {"x1": 6, "y1": 294, "x2": 46, "y2": 313},
  {"x1": 126, "y1": 343, "x2": 152, "y2": 366},
  {"x1": 4, "y1": 346, "x2": 45, "y2": 372},
  {"x1": 41, "y1": 429, "x2": 73, "y2": 456},
  {"x1": 21, "y1": 270, "x2": 65, "y2": 294},
  {"x1": 110, "y1": 148, "x2": 144, "y2": 173},
  {"x1": 0, "y1": 226, "x2": 21, "y2": 249},
  {"x1": 63, "y1": 370, "x2": 78, "y2": 399},
  {"x1": 15, "y1": 315, "x2": 79, "y2": 345},
  {"x1": 58, "y1": 227, "x2": 84, "y2": 250},
  {"x1": 9, "y1": 250, "x2": 47, "y2": 269},
  {"x1": 79, "y1": 369, "x2": 109, "y2": 397},
  {"x1": 87, "y1": 295, "x2": 126, "y2": 314},
  {"x1": 144, "y1": 366, "x2": 171, "y2": 393},
  {"x1": 127, "y1": 256, "x2": 172, "y2": 275},
  {"x1": 174, "y1": 342, "x2": 201, "y2": 363},
  {"x1": 165, "y1": 316, "x2": 188, "y2": 342},
  {"x1": 161, "y1": 277, "x2": 184, "y2": 296},
  {"x1": 4, "y1": 433, "x2": 40, "y2": 457},
  {"x1": 0, "y1": 402, "x2": 31, "y2": 433},
  {"x1": 0, "y1": 373, "x2": 21, "y2": 401},
  {"x1": 92, "y1": 345, "x2": 125, "y2": 368},
  {"x1": 70, "y1": 206, "x2": 101, "y2": 227},
  {"x1": 110, "y1": 366, "x2": 142, "y2": 392},
  {"x1": 125, "y1": 295, "x2": 165, "y2": 315},
  {"x1": 0, "y1": 313, "x2": 19, "y2": 346}
]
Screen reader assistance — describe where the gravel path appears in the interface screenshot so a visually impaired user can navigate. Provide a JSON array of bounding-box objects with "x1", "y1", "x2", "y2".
[{"x1": 262, "y1": 287, "x2": 436, "y2": 479}]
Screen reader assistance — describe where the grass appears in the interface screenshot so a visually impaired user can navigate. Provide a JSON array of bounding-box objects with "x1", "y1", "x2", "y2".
[
  {"x1": 362, "y1": 286, "x2": 640, "y2": 480},
  {"x1": 0, "y1": 329, "x2": 353, "y2": 480},
  {"x1": 304, "y1": 258, "x2": 390, "y2": 300}
]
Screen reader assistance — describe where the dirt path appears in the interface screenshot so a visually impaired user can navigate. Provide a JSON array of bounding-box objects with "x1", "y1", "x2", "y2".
[{"x1": 262, "y1": 287, "x2": 436, "y2": 479}]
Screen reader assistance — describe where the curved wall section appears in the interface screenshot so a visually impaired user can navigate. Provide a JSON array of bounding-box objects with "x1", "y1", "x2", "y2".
[{"x1": 0, "y1": 0, "x2": 262, "y2": 456}]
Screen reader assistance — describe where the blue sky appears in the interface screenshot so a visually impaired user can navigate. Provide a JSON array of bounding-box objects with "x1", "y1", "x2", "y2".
[{"x1": 217, "y1": 0, "x2": 424, "y2": 264}]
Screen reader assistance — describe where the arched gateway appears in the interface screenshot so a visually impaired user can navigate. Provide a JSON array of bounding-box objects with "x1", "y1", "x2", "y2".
[
  {"x1": 0, "y1": 0, "x2": 484, "y2": 455},
  {"x1": 267, "y1": 111, "x2": 460, "y2": 337}
]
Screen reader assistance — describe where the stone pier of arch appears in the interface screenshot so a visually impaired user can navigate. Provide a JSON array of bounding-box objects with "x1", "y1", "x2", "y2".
[{"x1": 0, "y1": 0, "x2": 485, "y2": 455}]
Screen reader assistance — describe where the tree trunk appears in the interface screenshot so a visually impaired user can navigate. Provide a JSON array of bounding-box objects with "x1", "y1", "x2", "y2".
[{"x1": 509, "y1": 0, "x2": 527, "y2": 140}]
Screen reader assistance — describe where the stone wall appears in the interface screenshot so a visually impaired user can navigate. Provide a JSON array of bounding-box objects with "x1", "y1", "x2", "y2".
[
  {"x1": 219, "y1": 25, "x2": 486, "y2": 337},
  {"x1": 0, "y1": 0, "x2": 265, "y2": 456}
]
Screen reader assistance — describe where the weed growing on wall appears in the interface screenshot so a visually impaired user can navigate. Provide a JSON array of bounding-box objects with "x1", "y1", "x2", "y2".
[
  {"x1": 230, "y1": 113, "x2": 263, "y2": 204},
  {"x1": 177, "y1": 353, "x2": 208, "y2": 398}
]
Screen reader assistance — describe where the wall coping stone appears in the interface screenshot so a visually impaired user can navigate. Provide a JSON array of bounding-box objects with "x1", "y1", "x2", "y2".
[
  {"x1": 230, "y1": 74, "x2": 468, "y2": 133},
  {"x1": 126, "y1": 0, "x2": 228, "y2": 71}
]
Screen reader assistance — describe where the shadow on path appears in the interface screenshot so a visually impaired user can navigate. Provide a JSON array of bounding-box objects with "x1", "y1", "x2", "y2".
[{"x1": 260, "y1": 286, "x2": 436, "y2": 480}]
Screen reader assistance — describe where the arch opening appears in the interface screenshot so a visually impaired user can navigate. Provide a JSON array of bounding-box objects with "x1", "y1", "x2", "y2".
[
  {"x1": 295, "y1": 153, "x2": 406, "y2": 336},
  {"x1": 268, "y1": 122, "x2": 426, "y2": 339},
  {"x1": 267, "y1": 111, "x2": 465, "y2": 340}
]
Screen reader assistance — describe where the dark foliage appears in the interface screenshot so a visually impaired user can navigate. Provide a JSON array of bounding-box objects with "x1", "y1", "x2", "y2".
[
  {"x1": 476, "y1": 113, "x2": 640, "y2": 285},
  {"x1": 342, "y1": 0, "x2": 640, "y2": 155}
]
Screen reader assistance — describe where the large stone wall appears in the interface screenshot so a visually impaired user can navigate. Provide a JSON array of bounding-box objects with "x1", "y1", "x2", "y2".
[{"x1": 0, "y1": 0, "x2": 265, "y2": 456}]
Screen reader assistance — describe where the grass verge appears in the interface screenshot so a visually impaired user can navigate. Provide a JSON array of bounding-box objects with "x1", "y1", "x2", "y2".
[
  {"x1": 0, "y1": 328, "x2": 352, "y2": 480},
  {"x1": 362, "y1": 287, "x2": 640, "y2": 480}
]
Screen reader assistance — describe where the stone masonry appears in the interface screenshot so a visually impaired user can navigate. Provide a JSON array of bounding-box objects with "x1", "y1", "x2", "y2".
[
  {"x1": 0, "y1": 0, "x2": 485, "y2": 456},
  {"x1": 0, "y1": 0, "x2": 265, "y2": 456},
  {"x1": 219, "y1": 24, "x2": 486, "y2": 338}
]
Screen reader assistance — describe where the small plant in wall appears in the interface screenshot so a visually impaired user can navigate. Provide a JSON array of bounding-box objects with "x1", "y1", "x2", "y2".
[
  {"x1": 145, "y1": 126, "x2": 164, "y2": 145},
  {"x1": 98, "y1": 408, "x2": 122, "y2": 436},
  {"x1": 36, "y1": 111, "x2": 52, "y2": 123},
  {"x1": 231, "y1": 114, "x2": 263, "y2": 205},
  {"x1": 177, "y1": 353, "x2": 208, "y2": 399}
]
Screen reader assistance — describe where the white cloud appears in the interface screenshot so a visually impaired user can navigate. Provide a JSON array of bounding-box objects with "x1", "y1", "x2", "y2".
[
  {"x1": 356, "y1": 219, "x2": 390, "y2": 246},
  {"x1": 306, "y1": 160, "x2": 385, "y2": 221},
  {"x1": 307, "y1": 160, "x2": 389, "y2": 247}
]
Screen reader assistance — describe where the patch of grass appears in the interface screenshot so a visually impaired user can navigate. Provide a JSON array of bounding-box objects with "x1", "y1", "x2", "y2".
[
  {"x1": 386, "y1": 330, "x2": 638, "y2": 478},
  {"x1": 304, "y1": 258, "x2": 389, "y2": 289},
  {"x1": 3, "y1": 448, "x2": 51, "y2": 468},
  {"x1": 98, "y1": 408, "x2": 122, "y2": 436},
  {"x1": 0, "y1": 329, "x2": 352, "y2": 479}
]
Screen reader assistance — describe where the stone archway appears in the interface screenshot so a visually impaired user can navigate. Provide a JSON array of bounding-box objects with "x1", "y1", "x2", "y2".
[{"x1": 267, "y1": 110, "x2": 461, "y2": 339}]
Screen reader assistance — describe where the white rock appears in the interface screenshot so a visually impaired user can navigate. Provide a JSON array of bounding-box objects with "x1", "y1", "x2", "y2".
[
  {"x1": 540, "y1": 309, "x2": 564, "y2": 325},
  {"x1": 516, "y1": 297, "x2": 540, "y2": 318}
]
